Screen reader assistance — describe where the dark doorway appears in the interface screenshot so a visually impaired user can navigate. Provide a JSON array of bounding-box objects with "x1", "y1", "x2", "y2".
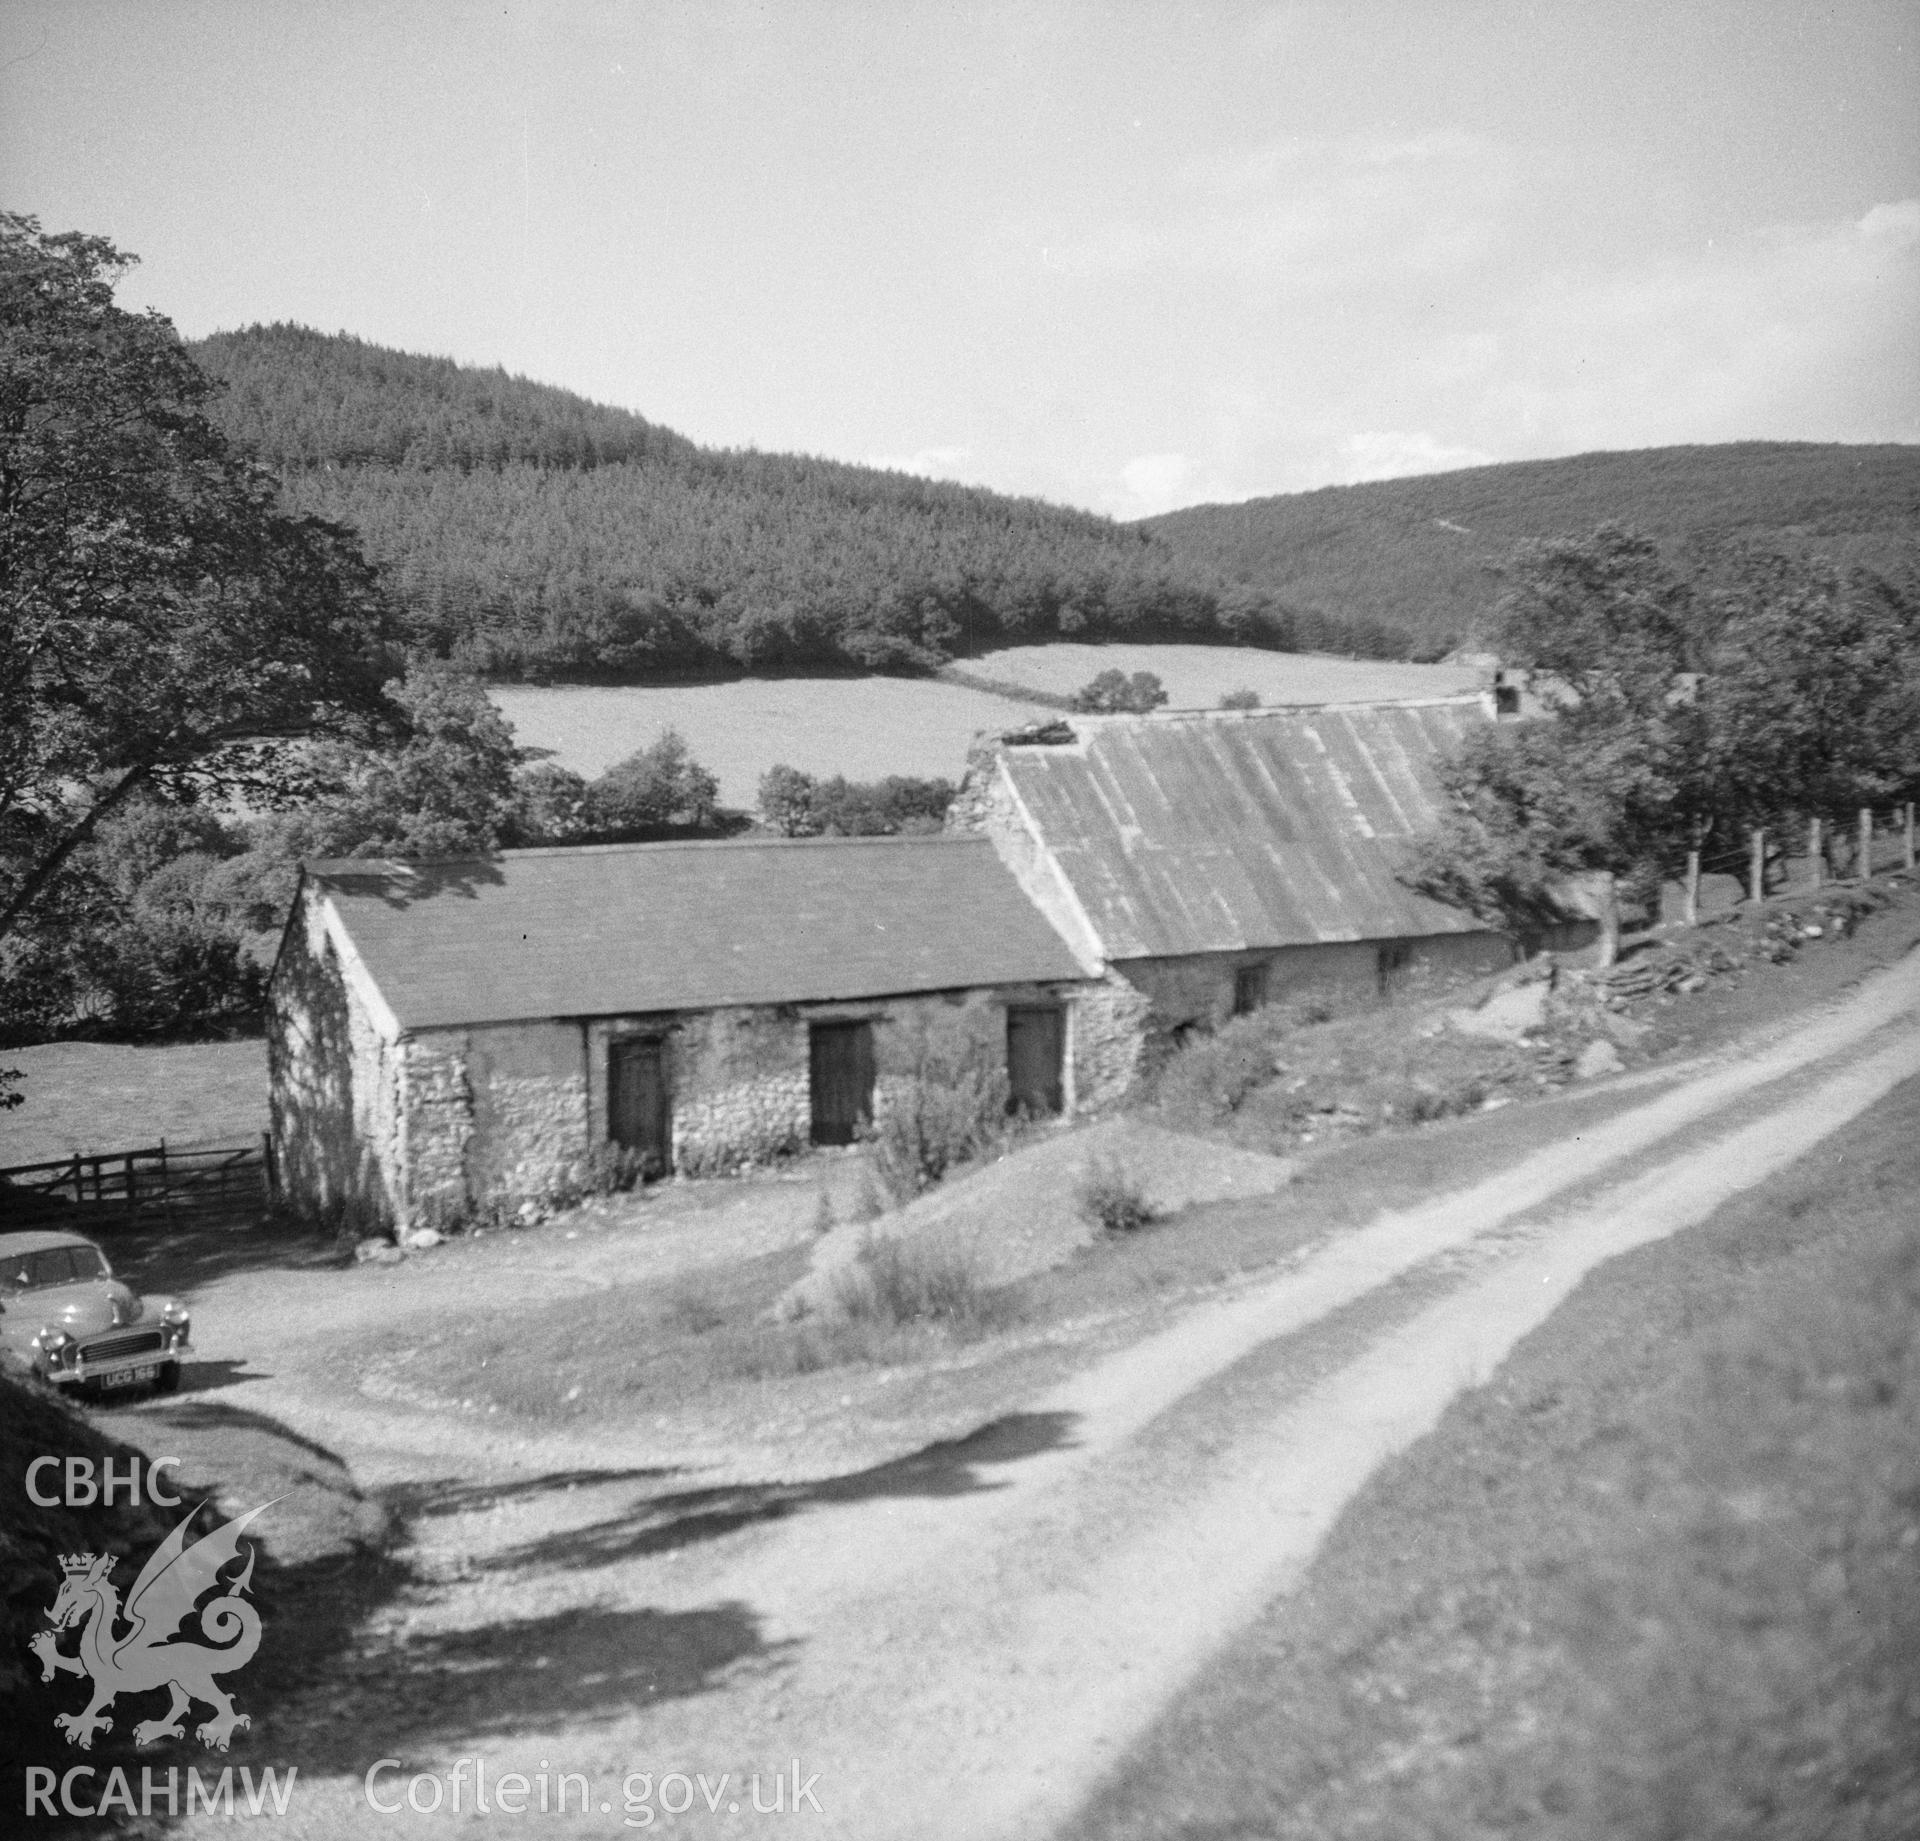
[
  {"x1": 608, "y1": 1037, "x2": 672, "y2": 1177},
  {"x1": 1232, "y1": 962, "x2": 1269, "y2": 1016},
  {"x1": 1377, "y1": 941, "x2": 1414, "y2": 996},
  {"x1": 1006, "y1": 1005, "x2": 1065, "y2": 1116},
  {"x1": 809, "y1": 1021, "x2": 875, "y2": 1145}
]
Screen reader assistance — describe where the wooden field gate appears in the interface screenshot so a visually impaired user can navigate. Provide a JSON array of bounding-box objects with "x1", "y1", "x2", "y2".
[{"x1": 0, "y1": 1137, "x2": 276, "y2": 1231}]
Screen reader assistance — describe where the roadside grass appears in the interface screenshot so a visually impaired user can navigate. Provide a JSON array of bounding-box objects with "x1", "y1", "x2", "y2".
[
  {"x1": 3, "y1": 1368, "x2": 398, "y2": 1830},
  {"x1": 828, "y1": 1234, "x2": 1018, "y2": 1334},
  {"x1": 370, "y1": 1235, "x2": 1024, "y2": 1424},
  {"x1": 1066, "y1": 1075, "x2": 1920, "y2": 1841},
  {"x1": 1074, "y1": 1152, "x2": 1156, "y2": 1233}
]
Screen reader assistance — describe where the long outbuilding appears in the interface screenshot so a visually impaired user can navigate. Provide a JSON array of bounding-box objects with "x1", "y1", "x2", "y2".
[
  {"x1": 954, "y1": 698, "x2": 1525, "y2": 1050},
  {"x1": 269, "y1": 697, "x2": 1559, "y2": 1231},
  {"x1": 268, "y1": 834, "x2": 1113, "y2": 1232}
]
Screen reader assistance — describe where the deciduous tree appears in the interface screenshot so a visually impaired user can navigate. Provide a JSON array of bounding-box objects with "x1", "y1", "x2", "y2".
[
  {"x1": 1700, "y1": 552, "x2": 1920, "y2": 834},
  {"x1": 584, "y1": 729, "x2": 721, "y2": 838},
  {"x1": 757, "y1": 766, "x2": 955, "y2": 837},
  {"x1": 0, "y1": 215, "x2": 397, "y2": 957},
  {"x1": 1071, "y1": 668, "x2": 1169, "y2": 714},
  {"x1": 1409, "y1": 526, "x2": 1920, "y2": 933}
]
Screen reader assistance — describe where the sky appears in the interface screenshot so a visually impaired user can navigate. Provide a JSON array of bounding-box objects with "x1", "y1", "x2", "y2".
[{"x1": 4, "y1": 1, "x2": 1916, "y2": 517}]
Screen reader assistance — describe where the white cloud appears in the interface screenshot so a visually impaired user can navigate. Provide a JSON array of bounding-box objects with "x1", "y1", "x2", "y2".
[
  {"x1": 866, "y1": 444, "x2": 984, "y2": 483},
  {"x1": 1339, "y1": 431, "x2": 1494, "y2": 484},
  {"x1": 1085, "y1": 196, "x2": 1920, "y2": 513},
  {"x1": 1478, "y1": 198, "x2": 1920, "y2": 451},
  {"x1": 1116, "y1": 452, "x2": 1200, "y2": 515},
  {"x1": 1859, "y1": 199, "x2": 1920, "y2": 243}
]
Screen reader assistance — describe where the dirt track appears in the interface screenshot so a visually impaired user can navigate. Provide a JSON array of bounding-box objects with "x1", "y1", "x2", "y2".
[{"x1": 149, "y1": 949, "x2": 1919, "y2": 1838}]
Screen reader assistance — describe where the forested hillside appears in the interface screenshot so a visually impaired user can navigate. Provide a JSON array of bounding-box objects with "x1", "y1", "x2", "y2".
[
  {"x1": 1146, "y1": 443, "x2": 1920, "y2": 655},
  {"x1": 195, "y1": 325, "x2": 1410, "y2": 679},
  {"x1": 194, "y1": 330, "x2": 1916, "y2": 675}
]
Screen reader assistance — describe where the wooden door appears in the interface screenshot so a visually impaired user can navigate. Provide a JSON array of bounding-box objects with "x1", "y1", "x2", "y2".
[
  {"x1": 1232, "y1": 962, "x2": 1269, "y2": 1016},
  {"x1": 608, "y1": 1037, "x2": 671, "y2": 1177},
  {"x1": 809, "y1": 1021, "x2": 874, "y2": 1145},
  {"x1": 1006, "y1": 1005, "x2": 1065, "y2": 1116}
]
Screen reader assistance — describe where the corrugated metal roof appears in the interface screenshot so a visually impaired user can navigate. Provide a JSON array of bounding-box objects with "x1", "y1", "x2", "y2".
[
  {"x1": 296, "y1": 835, "x2": 1089, "y2": 1032},
  {"x1": 998, "y1": 701, "x2": 1493, "y2": 957}
]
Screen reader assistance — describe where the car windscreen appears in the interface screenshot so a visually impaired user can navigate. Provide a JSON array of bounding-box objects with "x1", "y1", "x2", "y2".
[{"x1": 0, "y1": 1245, "x2": 110, "y2": 1290}]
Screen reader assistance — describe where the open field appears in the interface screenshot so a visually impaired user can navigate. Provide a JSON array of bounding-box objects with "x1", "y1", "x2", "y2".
[
  {"x1": 488, "y1": 648, "x2": 1483, "y2": 806},
  {"x1": 489, "y1": 675, "x2": 1053, "y2": 806},
  {"x1": 1068, "y1": 1069, "x2": 1920, "y2": 1841},
  {"x1": 0, "y1": 1038, "x2": 268, "y2": 1166},
  {"x1": 959, "y1": 641, "x2": 1482, "y2": 709}
]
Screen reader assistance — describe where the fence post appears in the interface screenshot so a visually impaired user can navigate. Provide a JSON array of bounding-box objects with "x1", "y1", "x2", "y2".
[
  {"x1": 68, "y1": 1152, "x2": 81, "y2": 1206},
  {"x1": 1908, "y1": 801, "x2": 1917, "y2": 871},
  {"x1": 124, "y1": 1154, "x2": 135, "y2": 1225},
  {"x1": 1748, "y1": 828, "x2": 1765, "y2": 905},
  {"x1": 1683, "y1": 843, "x2": 1701, "y2": 926},
  {"x1": 262, "y1": 1131, "x2": 278, "y2": 1203},
  {"x1": 1858, "y1": 807, "x2": 1873, "y2": 880},
  {"x1": 1808, "y1": 815, "x2": 1823, "y2": 891}
]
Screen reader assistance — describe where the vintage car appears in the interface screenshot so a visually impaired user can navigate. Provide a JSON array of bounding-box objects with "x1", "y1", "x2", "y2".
[{"x1": 0, "y1": 1229, "x2": 191, "y2": 1395}]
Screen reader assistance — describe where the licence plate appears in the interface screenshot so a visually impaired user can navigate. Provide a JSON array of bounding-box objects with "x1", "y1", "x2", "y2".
[{"x1": 96, "y1": 1364, "x2": 158, "y2": 1390}]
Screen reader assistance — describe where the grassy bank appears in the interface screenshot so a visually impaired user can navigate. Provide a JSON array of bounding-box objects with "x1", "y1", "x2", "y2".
[
  {"x1": 1067, "y1": 1075, "x2": 1920, "y2": 1841},
  {"x1": 1147, "y1": 872, "x2": 1920, "y2": 1157}
]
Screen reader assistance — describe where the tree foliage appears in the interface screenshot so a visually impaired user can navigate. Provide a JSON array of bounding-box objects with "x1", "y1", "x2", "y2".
[
  {"x1": 307, "y1": 661, "x2": 522, "y2": 859},
  {"x1": 1697, "y1": 551, "x2": 1920, "y2": 832},
  {"x1": 757, "y1": 767, "x2": 956, "y2": 838},
  {"x1": 578, "y1": 730, "x2": 722, "y2": 839},
  {"x1": 0, "y1": 217, "x2": 398, "y2": 956},
  {"x1": 189, "y1": 323, "x2": 1411, "y2": 679},
  {"x1": 0, "y1": 653, "x2": 732, "y2": 1043},
  {"x1": 1408, "y1": 525, "x2": 1920, "y2": 930},
  {"x1": 1071, "y1": 669, "x2": 1169, "y2": 714}
]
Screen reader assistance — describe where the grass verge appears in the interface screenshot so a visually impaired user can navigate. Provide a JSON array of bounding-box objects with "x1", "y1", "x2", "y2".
[
  {"x1": 1066, "y1": 1074, "x2": 1920, "y2": 1841},
  {"x1": 829, "y1": 1235, "x2": 1017, "y2": 1333},
  {"x1": 362, "y1": 1235, "x2": 1023, "y2": 1425}
]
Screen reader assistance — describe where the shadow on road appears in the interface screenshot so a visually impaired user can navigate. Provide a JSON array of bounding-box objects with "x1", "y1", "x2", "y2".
[
  {"x1": 386, "y1": 1467, "x2": 682, "y2": 1520},
  {"x1": 103, "y1": 1215, "x2": 349, "y2": 1291},
  {"x1": 171, "y1": 1355, "x2": 273, "y2": 1394},
  {"x1": 16, "y1": 1400, "x2": 1077, "y2": 1821},
  {"x1": 466, "y1": 1409, "x2": 1083, "y2": 1575},
  {"x1": 12, "y1": 1396, "x2": 789, "y2": 1822},
  {"x1": 257, "y1": 1595, "x2": 785, "y2": 1776}
]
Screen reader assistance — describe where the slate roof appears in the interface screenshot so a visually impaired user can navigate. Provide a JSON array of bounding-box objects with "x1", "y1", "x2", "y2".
[
  {"x1": 296, "y1": 835, "x2": 1089, "y2": 1032},
  {"x1": 996, "y1": 700, "x2": 1495, "y2": 958}
]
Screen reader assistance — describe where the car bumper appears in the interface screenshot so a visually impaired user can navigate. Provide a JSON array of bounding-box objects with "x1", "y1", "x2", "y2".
[{"x1": 49, "y1": 1337, "x2": 190, "y2": 1391}]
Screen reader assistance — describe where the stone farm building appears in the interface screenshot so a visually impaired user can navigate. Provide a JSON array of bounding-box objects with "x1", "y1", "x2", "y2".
[
  {"x1": 268, "y1": 835, "x2": 1122, "y2": 1232},
  {"x1": 955, "y1": 698, "x2": 1521, "y2": 1048}
]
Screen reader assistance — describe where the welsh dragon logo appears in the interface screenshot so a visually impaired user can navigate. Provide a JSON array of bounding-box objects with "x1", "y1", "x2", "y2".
[{"x1": 30, "y1": 1501, "x2": 274, "y2": 1752}]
